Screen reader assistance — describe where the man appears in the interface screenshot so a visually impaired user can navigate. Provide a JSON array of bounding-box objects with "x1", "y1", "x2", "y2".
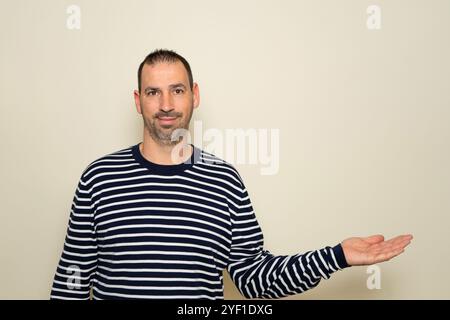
[{"x1": 50, "y1": 49, "x2": 413, "y2": 300}]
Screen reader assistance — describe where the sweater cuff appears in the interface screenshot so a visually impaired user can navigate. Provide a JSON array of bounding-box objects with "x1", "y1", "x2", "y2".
[{"x1": 332, "y1": 243, "x2": 350, "y2": 269}]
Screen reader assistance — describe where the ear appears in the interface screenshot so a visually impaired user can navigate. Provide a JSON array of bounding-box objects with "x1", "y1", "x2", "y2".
[
  {"x1": 134, "y1": 89, "x2": 142, "y2": 114},
  {"x1": 192, "y1": 82, "x2": 200, "y2": 109}
]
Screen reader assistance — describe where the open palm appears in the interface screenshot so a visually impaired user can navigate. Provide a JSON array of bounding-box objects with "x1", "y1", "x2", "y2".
[{"x1": 341, "y1": 234, "x2": 413, "y2": 266}]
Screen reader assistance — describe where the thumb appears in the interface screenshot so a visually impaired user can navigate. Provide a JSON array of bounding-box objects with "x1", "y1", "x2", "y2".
[{"x1": 364, "y1": 234, "x2": 385, "y2": 244}]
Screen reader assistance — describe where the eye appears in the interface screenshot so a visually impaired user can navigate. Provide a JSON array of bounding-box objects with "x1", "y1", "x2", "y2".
[
  {"x1": 173, "y1": 88, "x2": 184, "y2": 94},
  {"x1": 147, "y1": 90, "x2": 157, "y2": 96}
]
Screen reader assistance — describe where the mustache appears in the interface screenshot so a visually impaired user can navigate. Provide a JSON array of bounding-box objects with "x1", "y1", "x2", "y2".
[{"x1": 154, "y1": 111, "x2": 182, "y2": 118}]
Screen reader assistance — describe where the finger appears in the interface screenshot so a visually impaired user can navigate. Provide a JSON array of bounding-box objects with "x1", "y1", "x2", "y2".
[
  {"x1": 393, "y1": 239, "x2": 412, "y2": 251},
  {"x1": 375, "y1": 247, "x2": 405, "y2": 263},
  {"x1": 382, "y1": 238, "x2": 410, "y2": 251},
  {"x1": 385, "y1": 235, "x2": 404, "y2": 245},
  {"x1": 382, "y1": 240, "x2": 412, "y2": 255},
  {"x1": 385, "y1": 234, "x2": 413, "y2": 246},
  {"x1": 376, "y1": 240, "x2": 410, "y2": 255},
  {"x1": 365, "y1": 234, "x2": 385, "y2": 244},
  {"x1": 397, "y1": 234, "x2": 413, "y2": 241},
  {"x1": 384, "y1": 238, "x2": 402, "y2": 248},
  {"x1": 375, "y1": 235, "x2": 412, "y2": 261}
]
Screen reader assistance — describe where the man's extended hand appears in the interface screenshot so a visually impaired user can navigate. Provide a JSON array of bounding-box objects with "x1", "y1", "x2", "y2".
[{"x1": 341, "y1": 234, "x2": 413, "y2": 266}]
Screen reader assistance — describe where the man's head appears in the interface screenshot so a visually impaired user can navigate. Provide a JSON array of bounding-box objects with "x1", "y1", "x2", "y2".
[{"x1": 134, "y1": 49, "x2": 199, "y2": 146}]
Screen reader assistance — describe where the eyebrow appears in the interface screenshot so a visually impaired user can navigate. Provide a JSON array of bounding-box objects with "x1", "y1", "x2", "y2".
[{"x1": 144, "y1": 83, "x2": 187, "y2": 92}]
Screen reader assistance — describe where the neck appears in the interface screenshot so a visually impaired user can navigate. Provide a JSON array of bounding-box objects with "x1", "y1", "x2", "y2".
[{"x1": 140, "y1": 135, "x2": 192, "y2": 165}]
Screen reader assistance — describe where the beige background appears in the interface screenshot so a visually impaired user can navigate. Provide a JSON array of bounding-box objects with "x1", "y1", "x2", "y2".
[{"x1": 1, "y1": 0, "x2": 449, "y2": 299}]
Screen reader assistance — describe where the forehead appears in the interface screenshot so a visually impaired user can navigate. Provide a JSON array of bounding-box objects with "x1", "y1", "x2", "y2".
[{"x1": 141, "y1": 61, "x2": 189, "y2": 86}]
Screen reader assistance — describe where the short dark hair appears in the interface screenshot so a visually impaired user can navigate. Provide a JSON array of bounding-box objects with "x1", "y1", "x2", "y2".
[{"x1": 137, "y1": 49, "x2": 193, "y2": 92}]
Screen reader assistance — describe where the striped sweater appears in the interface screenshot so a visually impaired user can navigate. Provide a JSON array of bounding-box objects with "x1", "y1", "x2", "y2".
[{"x1": 50, "y1": 142, "x2": 349, "y2": 300}]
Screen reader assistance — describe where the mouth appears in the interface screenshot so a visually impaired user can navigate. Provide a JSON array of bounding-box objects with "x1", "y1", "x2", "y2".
[{"x1": 157, "y1": 116, "x2": 178, "y2": 126}]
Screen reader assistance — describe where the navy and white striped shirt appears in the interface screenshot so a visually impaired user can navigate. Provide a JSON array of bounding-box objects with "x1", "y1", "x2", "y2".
[{"x1": 50, "y1": 142, "x2": 349, "y2": 300}]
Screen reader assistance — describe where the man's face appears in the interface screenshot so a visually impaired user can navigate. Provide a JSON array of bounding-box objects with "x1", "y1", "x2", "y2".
[{"x1": 134, "y1": 61, "x2": 199, "y2": 146}]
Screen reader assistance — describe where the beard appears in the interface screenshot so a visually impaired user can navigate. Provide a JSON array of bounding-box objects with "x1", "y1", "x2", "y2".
[{"x1": 142, "y1": 105, "x2": 193, "y2": 146}]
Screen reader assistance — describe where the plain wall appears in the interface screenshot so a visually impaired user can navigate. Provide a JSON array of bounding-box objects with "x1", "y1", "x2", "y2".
[{"x1": 0, "y1": 0, "x2": 449, "y2": 299}]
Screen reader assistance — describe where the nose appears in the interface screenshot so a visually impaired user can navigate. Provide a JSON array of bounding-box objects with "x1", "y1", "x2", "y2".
[{"x1": 160, "y1": 91, "x2": 174, "y2": 113}]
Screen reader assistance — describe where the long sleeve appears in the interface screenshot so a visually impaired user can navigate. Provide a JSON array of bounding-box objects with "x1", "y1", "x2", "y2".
[
  {"x1": 226, "y1": 180, "x2": 350, "y2": 299},
  {"x1": 50, "y1": 170, "x2": 98, "y2": 300}
]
